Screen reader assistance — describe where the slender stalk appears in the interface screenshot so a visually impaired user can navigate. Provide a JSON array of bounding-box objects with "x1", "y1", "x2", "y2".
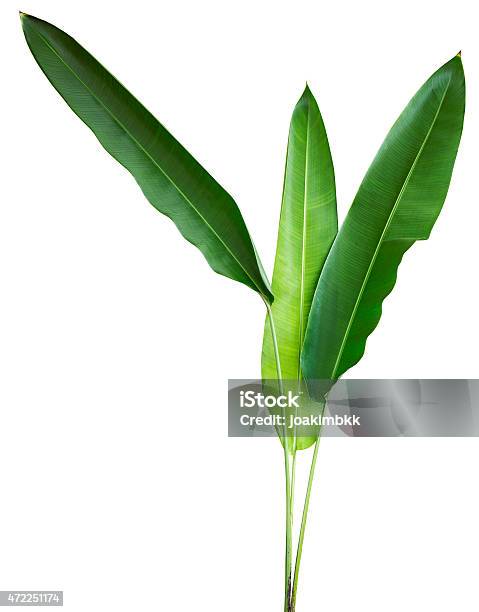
[
  {"x1": 290, "y1": 451, "x2": 297, "y2": 518},
  {"x1": 289, "y1": 448, "x2": 297, "y2": 603},
  {"x1": 289, "y1": 379, "x2": 301, "y2": 529},
  {"x1": 264, "y1": 300, "x2": 293, "y2": 611},
  {"x1": 291, "y1": 404, "x2": 325, "y2": 611},
  {"x1": 282, "y1": 443, "x2": 293, "y2": 612}
]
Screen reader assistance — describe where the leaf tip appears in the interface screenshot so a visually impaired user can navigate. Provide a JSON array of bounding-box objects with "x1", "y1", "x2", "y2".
[
  {"x1": 456, "y1": 50, "x2": 462, "y2": 57},
  {"x1": 299, "y1": 83, "x2": 314, "y2": 104}
]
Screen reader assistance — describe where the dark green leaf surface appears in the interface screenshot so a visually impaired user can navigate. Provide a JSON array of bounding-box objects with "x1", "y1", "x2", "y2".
[
  {"x1": 302, "y1": 55, "x2": 465, "y2": 384},
  {"x1": 21, "y1": 13, "x2": 273, "y2": 302},
  {"x1": 262, "y1": 86, "x2": 337, "y2": 450}
]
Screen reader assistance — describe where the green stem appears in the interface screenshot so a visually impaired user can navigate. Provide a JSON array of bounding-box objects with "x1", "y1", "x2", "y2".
[
  {"x1": 291, "y1": 407, "x2": 325, "y2": 611},
  {"x1": 290, "y1": 451, "x2": 296, "y2": 518},
  {"x1": 264, "y1": 300, "x2": 293, "y2": 612},
  {"x1": 283, "y1": 443, "x2": 293, "y2": 612},
  {"x1": 290, "y1": 379, "x2": 300, "y2": 529}
]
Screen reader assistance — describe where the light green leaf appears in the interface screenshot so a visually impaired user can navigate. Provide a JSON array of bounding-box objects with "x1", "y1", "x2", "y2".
[
  {"x1": 20, "y1": 13, "x2": 273, "y2": 303},
  {"x1": 261, "y1": 86, "x2": 337, "y2": 450},
  {"x1": 302, "y1": 55, "x2": 465, "y2": 386}
]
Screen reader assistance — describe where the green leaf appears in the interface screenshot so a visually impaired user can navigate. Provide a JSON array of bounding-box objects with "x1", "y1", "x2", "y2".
[
  {"x1": 20, "y1": 13, "x2": 273, "y2": 303},
  {"x1": 302, "y1": 54, "x2": 465, "y2": 386},
  {"x1": 261, "y1": 86, "x2": 337, "y2": 450}
]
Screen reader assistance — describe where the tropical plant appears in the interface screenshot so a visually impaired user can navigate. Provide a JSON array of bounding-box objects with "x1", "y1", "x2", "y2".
[{"x1": 21, "y1": 12, "x2": 465, "y2": 611}]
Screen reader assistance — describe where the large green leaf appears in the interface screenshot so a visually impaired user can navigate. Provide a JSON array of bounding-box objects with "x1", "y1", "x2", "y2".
[
  {"x1": 261, "y1": 86, "x2": 337, "y2": 450},
  {"x1": 20, "y1": 13, "x2": 273, "y2": 303},
  {"x1": 302, "y1": 55, "x2": 465, "y2": 386}
]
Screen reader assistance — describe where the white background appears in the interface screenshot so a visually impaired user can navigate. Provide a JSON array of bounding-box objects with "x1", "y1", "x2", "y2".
[{"x1": 1, "y1": 1, "x2": 478, "y2": 610}]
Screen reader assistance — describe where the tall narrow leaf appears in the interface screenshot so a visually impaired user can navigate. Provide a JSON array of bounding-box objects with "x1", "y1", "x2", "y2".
[
  {"x1": 20, "y1": 13, "x2": 273, "y2": 303},
  {"x1": 262, "y1": 87, "x2": 337, "y2": 449},
  {"x1": 302, "y1": 55, "x2": 465, "y2": 385}
]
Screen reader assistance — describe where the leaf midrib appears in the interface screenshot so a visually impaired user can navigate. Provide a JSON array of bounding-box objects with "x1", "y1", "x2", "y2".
[
  {"x1": 330, "y1": 78, "x2": 452, "y2": 379},
  {"x1": 33, "y1": 27, "x2": 265, "y2": 297},
  {"x1": 297, "y1": 104, "x2": 311, "y2": 381}
]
